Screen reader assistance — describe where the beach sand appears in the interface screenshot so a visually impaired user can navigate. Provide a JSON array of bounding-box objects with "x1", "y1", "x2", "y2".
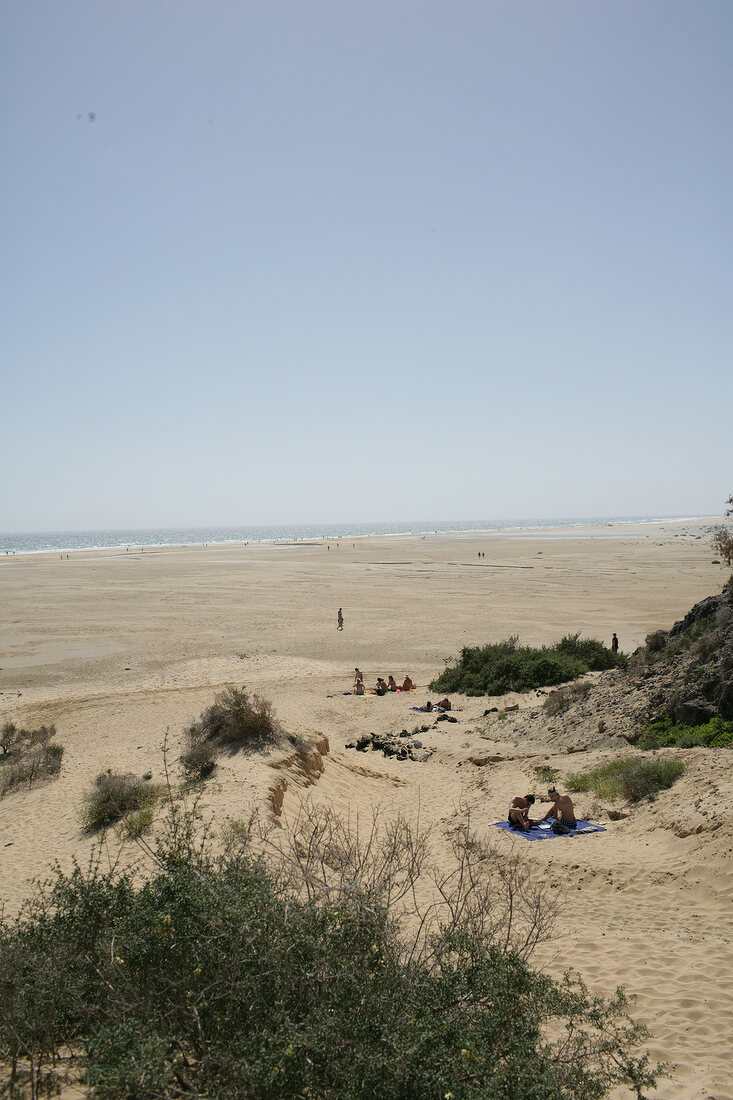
[{"x1": 1, "y1": 518, "x2": 731, "y2": 1098}]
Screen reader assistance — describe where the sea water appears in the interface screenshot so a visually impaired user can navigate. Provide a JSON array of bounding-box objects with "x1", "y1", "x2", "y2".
[{"x1": 0, "y1": 516, "x2": 706, "y2": 556}]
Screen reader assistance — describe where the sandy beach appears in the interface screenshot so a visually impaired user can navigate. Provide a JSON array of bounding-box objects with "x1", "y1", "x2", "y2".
[{"x1": 1, "y1": 517, "x2": 731, "y2": 1098}]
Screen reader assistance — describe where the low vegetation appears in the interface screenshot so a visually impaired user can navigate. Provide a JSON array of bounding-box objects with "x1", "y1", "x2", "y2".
[
  {"x1": 639, "y1": 715, "x2": 733, "y2": 750},
  {"x1": 81, "y1": 770, "x2": 157, "y2": 832},
  {"x1": 0, "y1": 804, "x2": 663, "y2": 1099},
  {"x1": 710, "y1": 525, "x2": 733, "y2": 567},
  {"x1": 534, "y1": 764, "x2": 560, "y2": 783},
  {"x1": 0, "y1": 722, "x2": 64, "y2": 798},
  {"x1": 543, "y1": 680, "x2": 591, "y2": 716},
  {"x1": 181, "y1": 686, "x2": 282, "y2": 779},
  {"x1": 567, "y1": 757, "x2": 684, "y2": 803},
  {"x1": 431, "y1": 633, "x2": 623, "y2": 697}
]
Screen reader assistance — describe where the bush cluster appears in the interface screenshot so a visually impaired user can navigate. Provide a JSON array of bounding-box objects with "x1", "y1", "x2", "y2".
[
  {"x1": 566, "y1": 757, "x2": 684, "y2": 802},
  {"x1": 81, "y1": 770, "x2": 156, "y2": 832},
  {"x1": 639, "y1": 715, "x2": 733, "y2": 750},
  {"x1": 0, "y1": 722, "x2": 64, "y2": 798},
  {"x1": 180, "y1": 686, "x2": 282, "y2": 779},
  {"x1": 0, "y1": 807, "x2": 662, "y2": 1099},
  {"x1": 431, "y1": 633, "x2": 623, "y2": 697}
]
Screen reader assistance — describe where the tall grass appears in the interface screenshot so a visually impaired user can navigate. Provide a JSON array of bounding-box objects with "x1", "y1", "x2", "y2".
[{"x1": 566, "y1": 757, "x2": 684, "y2": 802}]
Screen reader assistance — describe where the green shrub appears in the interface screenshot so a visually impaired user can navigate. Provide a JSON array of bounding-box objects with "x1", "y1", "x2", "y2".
[
  {"x1": 431, "y1": 635, "x2": 622, "y2": 697},
  {"x1": 0, "y1": 722, "x2": 64, "y2": 798},
  {"x1": 645, "y1": 630, "x2": 667, "y2": 653},
  {"x1": 119, "y1": 807, "x2": 154, "y2": 839},
  {"x1": 534, "y1": 764, "x2": 560, "y2": 783},
  {"x1": 639, "y1": 715, "x2": 733, "y2": 750},
  {"x1": 566, "y1": 757, "x2": 684, "y2": 802},
  {"x1": 0, "y1": 807, "x2": 663, "y2": 1100},
  {"x1": 81, "y1": 771, "x2": 156, "y2": 831}
]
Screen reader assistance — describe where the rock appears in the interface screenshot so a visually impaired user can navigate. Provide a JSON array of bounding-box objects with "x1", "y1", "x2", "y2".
[
  {"x1": 465, "y1": 753, "x2": 503, "y2": 767},
  {"x1": 505, "y1": 703, "x2": 519, "y2": 712},
  {"x1": 413, "y1": 740, "x2": 423, "y2": 749},
  {"x1": 670, "y1": 697, "x2": 717, "y2": 725}
]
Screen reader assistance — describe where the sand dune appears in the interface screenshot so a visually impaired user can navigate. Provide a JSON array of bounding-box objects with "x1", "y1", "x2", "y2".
[{"x1": 1, "y1": 519, "x2": 731, "y2": 1098}]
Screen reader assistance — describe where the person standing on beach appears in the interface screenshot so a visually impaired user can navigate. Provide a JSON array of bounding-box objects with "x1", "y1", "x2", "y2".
[
  {"x1": 337, "y1": 608, "x2": 344, "y2": 630},
  {"x1": 611, "y1": 632, "x2": 619, "y2": 653}
]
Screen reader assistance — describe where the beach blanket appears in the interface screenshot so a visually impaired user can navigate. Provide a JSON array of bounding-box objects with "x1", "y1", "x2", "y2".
[{"x1": 491, "y1": 820, "x2": 606, "y2": 841}]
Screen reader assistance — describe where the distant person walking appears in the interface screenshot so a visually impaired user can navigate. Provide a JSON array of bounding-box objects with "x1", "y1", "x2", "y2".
[
  {"x1": 611, "y1": 632, "x2": 619, "y2": 653},
  {"x1": 337, "y1": 607, "x2": 344, "y2": 631}
]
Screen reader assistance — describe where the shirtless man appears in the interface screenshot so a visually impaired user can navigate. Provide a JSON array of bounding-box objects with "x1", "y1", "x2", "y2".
[
  {"x1": 353, "y1": 668, "x2": 364, "y2": 688},
  {"x1": 541, "y1": 788, "x2": 577, "y2": 829},
  {"x1": 402, "y1": 675, "x2": 414, "y2": 691},
  {"x1": 507, "y1": 793, "x2": 536, "y2": 831}
]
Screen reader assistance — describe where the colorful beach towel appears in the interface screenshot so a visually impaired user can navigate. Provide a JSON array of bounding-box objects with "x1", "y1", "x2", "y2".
[{"x1": 491, "y1": 819, "x2": 606, "y2": 841}]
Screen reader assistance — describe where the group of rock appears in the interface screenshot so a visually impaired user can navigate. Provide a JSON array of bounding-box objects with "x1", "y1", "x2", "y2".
[{"x1": 345, "y1": 729, "x2": 434, "y2": 762}]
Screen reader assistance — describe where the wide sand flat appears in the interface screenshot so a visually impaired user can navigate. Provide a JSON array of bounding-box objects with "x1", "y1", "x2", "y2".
[{"x1": 1, "y1": 519, "x2": 731, "y2": 1098}]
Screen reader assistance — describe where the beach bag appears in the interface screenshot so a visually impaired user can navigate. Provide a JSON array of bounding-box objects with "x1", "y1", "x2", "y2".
[{"x1": 551, "y1": 820, "x2": 571, "y2": 835}]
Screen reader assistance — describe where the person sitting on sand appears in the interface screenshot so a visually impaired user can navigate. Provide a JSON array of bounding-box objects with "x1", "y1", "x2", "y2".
[
  {"x1": 541, "y1": 788, "x2": 577, "y2": 829},
  {"x1": 387, "y1": 675, "x2": 398, "y2": 692},
  {"x1": 354, "y1": 679, "x2": 365, "y2": 695},
  {"x1": 375, "y1": 677, "x2": 388, "y2": 696},
  {"x1": 436, "y1": 697, "x2": 451, "y2": 711},
  {"x1": 402, "y1": 675, "x2": 415, "y2": 691},
  {"x1": 353, "y1": 667, "x2": 363, "y2": 688},
  {"x1": 508, "y1": 794, "x2": 536, "y2": 830}
]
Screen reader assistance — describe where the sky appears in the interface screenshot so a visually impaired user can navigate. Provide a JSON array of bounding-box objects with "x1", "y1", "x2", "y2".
[{"x1": 2, "y1": 0, "x2": 731, "y2": 531}]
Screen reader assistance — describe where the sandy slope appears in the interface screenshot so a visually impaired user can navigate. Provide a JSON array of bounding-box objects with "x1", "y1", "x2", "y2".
[{"x1": 1, "y1": 519, "x2": 731, "y2": 1098}]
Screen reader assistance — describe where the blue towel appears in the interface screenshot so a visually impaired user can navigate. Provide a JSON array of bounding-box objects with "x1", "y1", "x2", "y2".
[{"x1": 491, "y1": 819, "x2": 606, "y2": 841}]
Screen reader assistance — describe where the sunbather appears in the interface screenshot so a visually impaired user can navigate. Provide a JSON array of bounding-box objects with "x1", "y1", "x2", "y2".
[
  {"x1": 402, "y1": 676, "x2": 415, "y2": 691},
  {"x1": 541, "y1": 788, "x2": 577, "y2": 829},
  {"x1": 374, "y1": 677, "x2": 388, "y2": 696},
  {"x1": 508, "y1": 794, "x2": 536, "y2": 830},
  {"x1": 387, "y1": 675, "x2": 398, "y2": 692},
  {"x1": 436, "y1": 697, "x2": 451, "y2": 710}
]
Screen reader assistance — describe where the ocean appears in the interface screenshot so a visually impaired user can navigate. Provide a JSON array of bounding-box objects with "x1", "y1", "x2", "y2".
[{"x1": 0, "y1": 516, "x2": 706, "y2": 556}]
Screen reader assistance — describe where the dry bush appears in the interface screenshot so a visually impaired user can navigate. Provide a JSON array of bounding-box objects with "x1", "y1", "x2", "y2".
[
  {"x1": 81, "y1": 770, "x2": 156, "y2": 831},
  {"x1": 181, "y1": 686, "x2": 283, "y2": 779},
  {"x1": 251, "y1": 800, "x2": 558, "y2": 967},
  {"x1": 543, "y1": 679, "x2": 591, "y2": 716},
  {"x1": 0, "y1": 723, "x2": 63, "y2": 798}
]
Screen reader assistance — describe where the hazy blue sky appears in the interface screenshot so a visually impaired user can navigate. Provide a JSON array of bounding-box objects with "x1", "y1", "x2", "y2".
[{"x1": 2, "y1": 1, "x2": 731, "y2": 531}]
